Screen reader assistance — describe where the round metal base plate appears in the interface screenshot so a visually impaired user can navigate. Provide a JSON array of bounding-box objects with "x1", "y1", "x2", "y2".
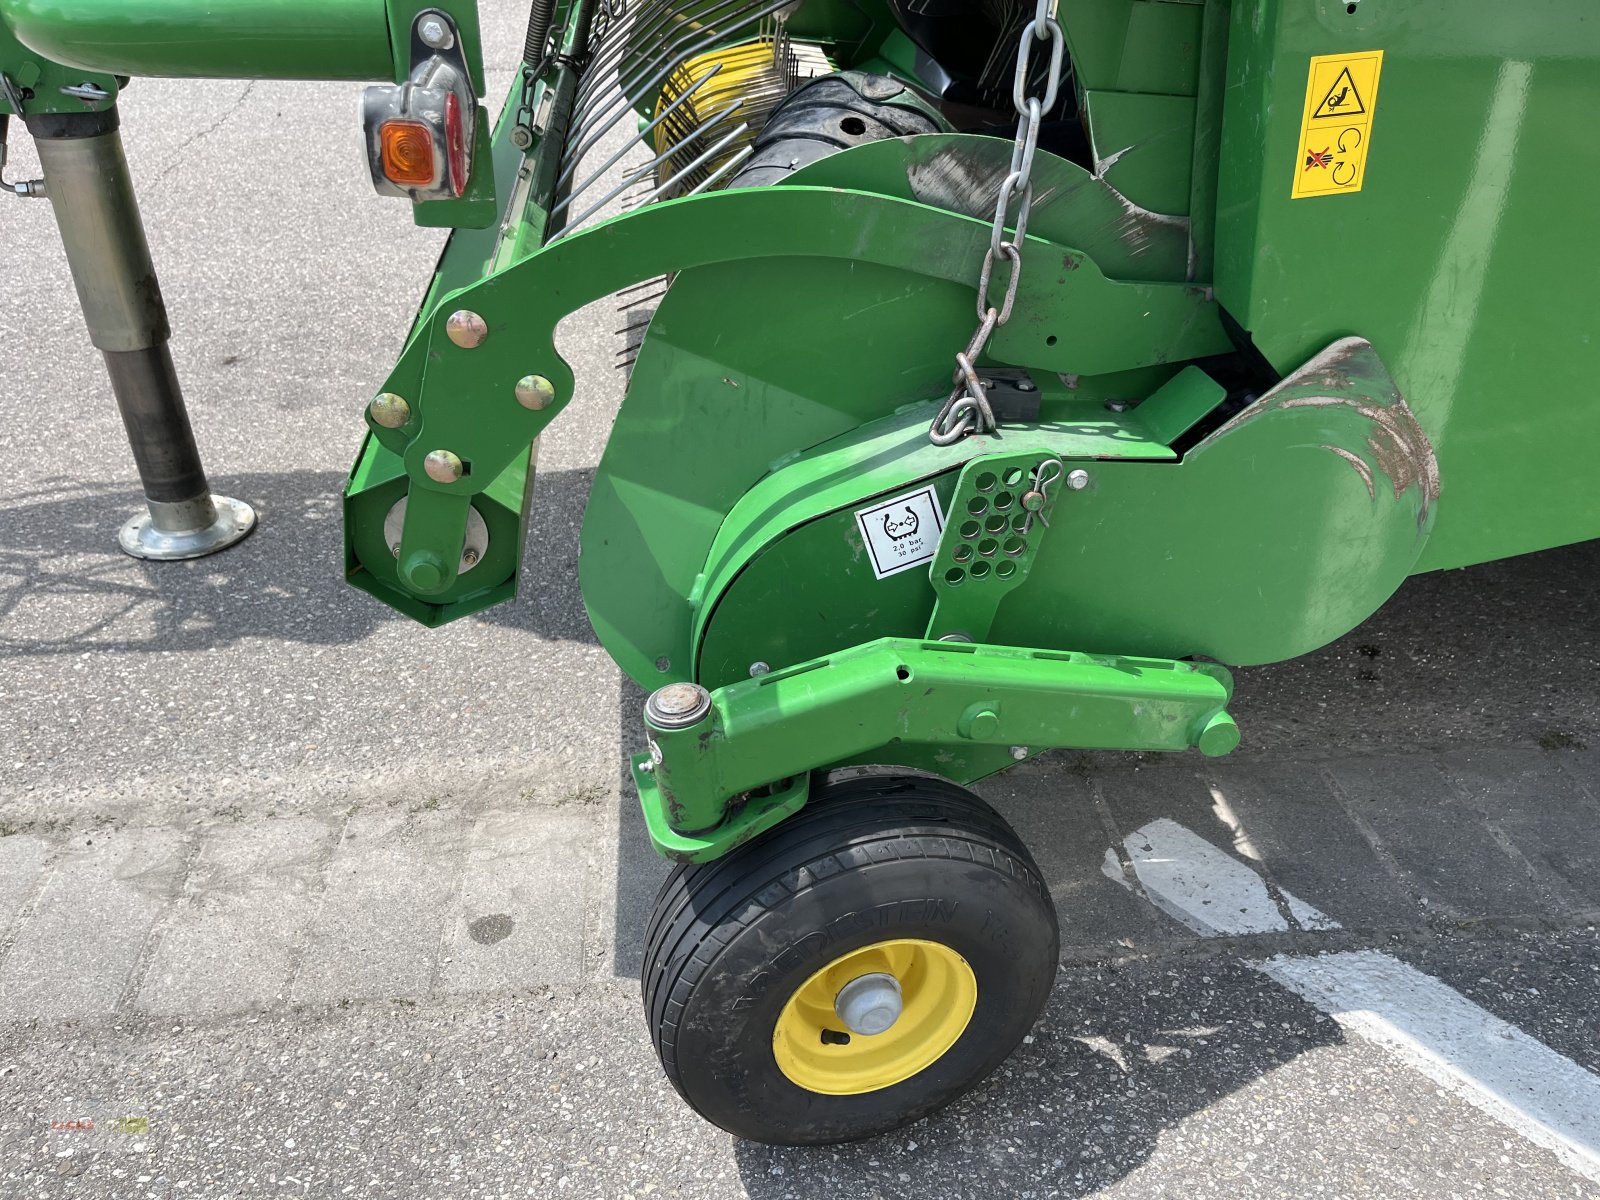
[{"x1": 118, "y1": 495, "x2": 257, "y2": 561}]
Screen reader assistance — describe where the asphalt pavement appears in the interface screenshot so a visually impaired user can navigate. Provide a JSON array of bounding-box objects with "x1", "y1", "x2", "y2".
[{"x1": 2, "y1": 5, "x2": 1600, "y2": 1197}]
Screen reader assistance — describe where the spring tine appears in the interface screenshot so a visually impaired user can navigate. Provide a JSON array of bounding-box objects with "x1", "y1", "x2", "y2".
[
  {"x1": 569, "y1": 0, "x2": 682, "y2": 105},
  {"x1": 568, "y1": 0, "x2": 753, "y2": 128},
  {"x1": 563, "y1": 8, "x2": 751, "y2": 184},
  {"x1": 626, "y1": 119, "x2": 751, "y2": 207},
  {"x1": 560, "y1": 108, "x2": 748, "y2": 232},
  {"x1": 554, "y1": 63, "x2": 724, "y2": 214},
  {"x1": 616, "y1": 99, "x2": 745, "y2": 191},
  {"x1": 681, "y1": 143, "x2": 753, "y2": 195},
  {"x1": 559, "y1": 0, "x2": 788, "y2": 187}
]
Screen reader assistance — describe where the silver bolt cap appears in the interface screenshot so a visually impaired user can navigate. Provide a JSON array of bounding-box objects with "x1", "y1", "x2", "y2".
[
  {"x1": 1010, "y1": 745, "x2": 1028, "y2": 761},
  {"x1": 749, "y1": 661, "x2": 771, "y2": 676},
  {"x1": 1066, "y1": 468, "x2": 1090, "y2": 491},
  {"x1": 445, "y1": 310, "x2": 489, "y2": 349},
  {"x1": 424, "y1": 449, "x2": 464, "y2": 484},
  {"x1": 834, "y1": 973, "x2": 903, "y2": 1036},
  {"x1": 515, "y1": 375, "x2": 555, "y2": 411},
  {"x1": 369, "y1": 392, "x2": 411, "y2": 429}
]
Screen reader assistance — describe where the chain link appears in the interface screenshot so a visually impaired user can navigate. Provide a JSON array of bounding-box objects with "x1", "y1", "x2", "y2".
[{"x1": 929, "y1": 0, "x2": 1066, "y2": 445}]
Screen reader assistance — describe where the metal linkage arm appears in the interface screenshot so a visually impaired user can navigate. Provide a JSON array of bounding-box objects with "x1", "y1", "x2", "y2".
[{"x1": 632, "y1": 637, "x2": 1239, "y2": 862}]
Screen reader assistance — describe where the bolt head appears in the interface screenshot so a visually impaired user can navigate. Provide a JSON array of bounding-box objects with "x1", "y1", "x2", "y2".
[
  {"x1": 461, "y1": 547, "x2": 480, "y2": 568},
  {"x1": 1105, "y1": 399, "x2": 1130, "y2": 413},
  {"x1": 510, "y1": 126, "x2": 534, "y2": 150},
  {"x1": 424, "y1": 449, "x2": 464, "y2": 484},
  {"x1": 1016, "y1": 378, "x2": 1037, "y2": 392},
  {"x1": 646, "y1": 682, "x2": 712, "y2": 730},
  {"x1": 445, "y1": 310, "x2": 489, "y2": 349},
  {"x1": 514, "y1": 375, "x2": 555, "y2": 411},
  {"x1": 1066, "y1": 468, "x2": 1090, "y2": 491},
  {"x1": 417, "y1": 14, "x2": 454, "y2": 49},
  {"x1": 1010, "y1": 745, "x2": 1028, "y2": 761},
  {"x1": 749, "y1": 661, "x2": 770, "y2": 677},
  {"x1": 368, "y1": 392, "x2": 411, "y2": 429}
]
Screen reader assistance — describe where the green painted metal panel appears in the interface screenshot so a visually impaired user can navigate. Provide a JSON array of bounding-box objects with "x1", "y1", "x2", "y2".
[
  {"x1": 1064, "y1": 0, "x2": 1203, "y2": 96},
  {"x1": 693, "y1": 339, "x2": 1431, "y2": 684},
  {"x1": 1084, "y1": 90, "x2": 1196, "y2": 214},
  {"x1": 1213, "y1": 0, "x2": 1600, "y2": 571},
  {"x1": 785, "y1": 135, "x2": 1193, "y2": 283}
]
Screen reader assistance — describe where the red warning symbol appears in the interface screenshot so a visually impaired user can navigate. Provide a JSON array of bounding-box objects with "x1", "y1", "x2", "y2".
[
  {"x1": 1313, "y1": 67, "x2": 1367, "y2": 119},
  {"x1": 1304, "y1": 147, "x2": 1333, "y2": 170}
]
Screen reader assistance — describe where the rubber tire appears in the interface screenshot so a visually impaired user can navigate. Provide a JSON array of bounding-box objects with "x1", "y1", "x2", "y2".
[{"x1": 641, "y1": 771, "x2": 1060, "y2": 1144}]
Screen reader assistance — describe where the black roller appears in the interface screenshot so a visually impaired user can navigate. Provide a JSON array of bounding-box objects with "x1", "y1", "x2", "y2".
[{"x1": 726, "y1": 71, "x2": 950, "y2": 190}]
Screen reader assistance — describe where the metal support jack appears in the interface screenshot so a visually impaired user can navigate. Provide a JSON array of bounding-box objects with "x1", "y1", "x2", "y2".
[{"x1": 23, "y1": 103, "x2": 254, "y2": 559}]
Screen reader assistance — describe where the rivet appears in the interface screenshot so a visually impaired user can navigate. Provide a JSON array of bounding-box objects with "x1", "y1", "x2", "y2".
[
  {"x1": 514, "y1": 374, "x2": 555, "y2": 411},
  {"x1": 368, "y1": 392, "x2": 411, "y2": 429},
  {"x1": 424, "y1": 449, "x2": 464, "y2": 484},
  {"x1": 445, "y1": 310, "x2": 489, "y2": 349}
]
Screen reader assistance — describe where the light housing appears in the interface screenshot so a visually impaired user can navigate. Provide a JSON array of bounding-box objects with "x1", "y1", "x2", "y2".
[{"x1": 362, "y1": 11, "x2": 476, "y2": 202}]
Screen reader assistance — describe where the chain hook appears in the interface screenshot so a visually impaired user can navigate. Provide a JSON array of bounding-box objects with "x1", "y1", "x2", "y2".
[{"x1": 927, "y1": 3, "x2": 1066, "y2": 446}]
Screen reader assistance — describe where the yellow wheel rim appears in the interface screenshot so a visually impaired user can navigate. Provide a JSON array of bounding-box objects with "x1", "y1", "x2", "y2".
[{"x1": 771, "y1": 938, "x2": 977, "y2": 1095}]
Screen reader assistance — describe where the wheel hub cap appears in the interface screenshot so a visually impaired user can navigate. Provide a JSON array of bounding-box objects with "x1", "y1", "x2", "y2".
[
  {"x1": 771, "y1": 938, "x2": 977, "y2": 1095},
  {"x1": 834, "y1": 972, "x2": 903, "y2": 1035}
]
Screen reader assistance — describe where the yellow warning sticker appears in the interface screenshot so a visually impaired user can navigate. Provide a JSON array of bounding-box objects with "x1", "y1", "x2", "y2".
[{"x1": 1291, "y1": 51, "x2": 1383, "y2": 199}]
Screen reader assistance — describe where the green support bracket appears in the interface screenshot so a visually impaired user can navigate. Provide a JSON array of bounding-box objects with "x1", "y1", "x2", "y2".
[
  {"x1": 632, "y1": 636, "x2": 1239, "y2": 862},
  {"x1": 925, "y1": 448, "x2": 1068, "y2": 643}
]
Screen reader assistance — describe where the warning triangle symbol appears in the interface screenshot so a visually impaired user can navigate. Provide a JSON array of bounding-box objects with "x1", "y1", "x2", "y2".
[{"x1": 1313, "y1": 67, "x2": 1366, "y2": 119}]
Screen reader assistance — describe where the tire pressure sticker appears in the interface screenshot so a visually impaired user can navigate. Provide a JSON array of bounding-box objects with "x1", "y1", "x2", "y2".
[
  {"x1": 1291, "y1": 50, "x2": 1383, "y2": 199},
  {"x1": 855, "y1": 485, "x2": 945, "y2": 580}
]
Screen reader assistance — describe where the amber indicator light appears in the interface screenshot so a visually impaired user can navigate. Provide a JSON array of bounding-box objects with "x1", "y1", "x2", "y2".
[{"x1": 380, "y1": 120, "x2": 437, "y2": 187}]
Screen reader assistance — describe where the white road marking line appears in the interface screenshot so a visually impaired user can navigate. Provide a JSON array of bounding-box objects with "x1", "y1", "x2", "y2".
[
  {"x1": 1108, "y1": 817, "x2": 1600, "y2": 1184},
  {"x1": 1259, "y1": 950, "x2": 1600, "y2": 1184},
  {"x1": 1104, "y1": 817, "x2": 1336, "y2": 936}
]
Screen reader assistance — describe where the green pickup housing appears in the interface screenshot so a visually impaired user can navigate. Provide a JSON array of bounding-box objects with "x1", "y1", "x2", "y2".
[{"x1": 7, "y1": 0, "x2": 1595, "y2": 862}]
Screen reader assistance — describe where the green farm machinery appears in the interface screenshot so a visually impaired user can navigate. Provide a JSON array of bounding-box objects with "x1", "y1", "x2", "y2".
[{"x1": 5, "y1": 0, "x2": 1595, "y2": 1144}]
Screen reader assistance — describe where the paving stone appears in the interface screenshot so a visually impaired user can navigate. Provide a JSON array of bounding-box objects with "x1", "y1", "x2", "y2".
[
  {"x1": 1326, "y1": 756, "x2": 1554, "y2": 920},
  {"x1": 438, "y1": 807, "x2": 599, "y2": 995},
  {"x1": 1207, "y1": 759, "x2": 1423, "y2": 930},
  {"x1": 290, "y1": 809, "x2": 464, "y2": 1006},
  {"x1": 0, "y1": 827, "x2": 188, "y2": 1021},
  {"x1": 136, "y1": 816, "x2": 340, "y2": 1017},
  {"x1": 1438, "y1": 748, "x2": 1600, "y2": 912}
]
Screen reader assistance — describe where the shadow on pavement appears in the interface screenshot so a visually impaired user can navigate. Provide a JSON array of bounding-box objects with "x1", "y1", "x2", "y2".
[
  {"x1": 731, "y1": 956, "x2": 1343, "y2": 1197},
  {"x1": 0, "y1": 465, "x2": 601, "y2": 656}
]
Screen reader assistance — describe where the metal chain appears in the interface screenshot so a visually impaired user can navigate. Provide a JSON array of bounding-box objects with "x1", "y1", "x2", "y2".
[{"x1": 929, "y1": 0, "x2": 1066, "y2": 446}]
